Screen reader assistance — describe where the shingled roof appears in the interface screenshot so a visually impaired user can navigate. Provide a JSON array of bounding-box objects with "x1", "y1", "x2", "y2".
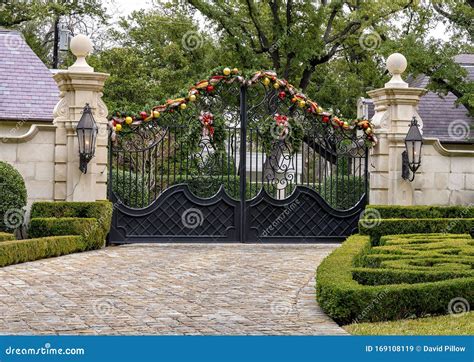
[
  {"x1": 0, "y1": 29, "x2": 58, "y2": 122},
  {"x1": 408, "y1": 54, "x2": 473, "y2": 143}
]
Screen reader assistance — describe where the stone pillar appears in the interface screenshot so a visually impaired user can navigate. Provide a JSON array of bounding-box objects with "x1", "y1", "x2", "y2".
[
  {"x1": 366, "y1": 53, "x2": 426, "y2": 205},
  {"x1": 52, "y1": 35, "x2": 109, "y2": 201}
]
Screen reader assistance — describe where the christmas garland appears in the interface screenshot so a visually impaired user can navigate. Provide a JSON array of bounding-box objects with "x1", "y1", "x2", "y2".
[{"x1": 108, "y1": 67, "x2": 378, "y2": 148}]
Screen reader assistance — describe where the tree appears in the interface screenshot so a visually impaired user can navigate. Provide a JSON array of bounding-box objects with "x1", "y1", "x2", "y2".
[
  {"x1": 183, "y1": 0, "x2": 416, "y2": 92},
  {"x1": 89, "y1": 9, "x2": 221, "y2": 113},
  {"x1": 1, "y1": 0, "x2": 108, "y2": 67}
]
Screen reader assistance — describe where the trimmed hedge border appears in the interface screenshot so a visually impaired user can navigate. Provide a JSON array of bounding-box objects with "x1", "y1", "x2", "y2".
[
  {"x1": 366, "y1": 205, "x2": 474, "y2": 219},
  {"x1": 316, "y1": 235, "x2": 474, "y2": 325},
  {"x1": 30, "y1": 201, "x2": 113, "y2": 250},
  {"x1": 359, "y1": 218, "x2": 474, "y2": 245},
  {"x1": 0, "y1": 236, "x2": 83, "y2": 267},
  {"x1": 0, "y1": 232, "x2": 15, "y2": 242},
  {"x1": 0, "y1": 201, "x2": 113, "y2": 268}
]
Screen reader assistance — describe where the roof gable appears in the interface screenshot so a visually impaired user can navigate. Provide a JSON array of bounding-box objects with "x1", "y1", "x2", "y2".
[{"x1": 0, "y1": 30, "x2": 59, "y2": 122}]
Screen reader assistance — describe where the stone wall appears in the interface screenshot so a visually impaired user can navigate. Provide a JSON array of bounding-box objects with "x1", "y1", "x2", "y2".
[
  {"x1": 412, "y1": 139, "x2": 473, "y2": 205},
  {"x1": 367, "y1": 53, "x2": 474, "y2": 206},
  {"x1": 0, "y1": 121, "x2": 56, "y2": 209}
]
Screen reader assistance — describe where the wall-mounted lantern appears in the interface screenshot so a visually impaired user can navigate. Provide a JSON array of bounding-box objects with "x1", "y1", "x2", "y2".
[
  {"x1": 402, "y1": 116, "x2": 423, "y2": 181},
  {"x1": 76, "y1": 104, "x2": 98, "y2": 174}
]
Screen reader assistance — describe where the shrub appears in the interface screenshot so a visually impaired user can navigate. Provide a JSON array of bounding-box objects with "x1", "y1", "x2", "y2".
[
  {"x1": 30, "y1": 201, "x2": 112, "y2": 250},
  {"x1": 321, "y1": 176, "x2": 365, "y2": 210},
  {"x1": 0, "y1": 232, "x2": 15, "y2": 242},
  {"x1": 359, "y1": 218, "x2": 474, "y2": 245},
  {"x1": 111, "y1": 169, "x2": 150, "y2": 208},
  {"x1": 366, "y1": 205, "x2": 474, "y2": 219},
  {"x1": 316, "y1": 234, "x2": 474, "y2": 325},
  {"x1": 352, "y1": 233, "x2": 474, "y2": 285},
  {"x1": 0, "y1": 161, "x2": 27, "y2": 232},
  {"x1": 0, "y1": 236, "x2": 83, "y2": 267}
]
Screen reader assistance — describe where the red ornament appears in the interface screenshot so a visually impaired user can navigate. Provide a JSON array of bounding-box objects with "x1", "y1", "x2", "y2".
[
  {"x1": 206, "y1": 85, "x2": 214, "y2": 92},
  {"x1": 140, "y1": 111, "x2": 148, "y2": 120},
  {"x1": 322, "y1": 115, "x2": 330, "y2": 123},
  {"x1": 273, "y1": 113, "x2": 288, "y2": 126},
  {"x1": 278, "y1": 91, "x2": 286, "y2": 100}
]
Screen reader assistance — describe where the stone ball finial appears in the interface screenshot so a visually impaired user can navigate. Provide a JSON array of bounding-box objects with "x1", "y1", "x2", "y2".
[
  {"x1": 68, "y1": 34, "x2": 93, "y2": 72},
  {"x1": 386, "y1": 53, "x2": 407, "y2": 75},
  {"x1": 385, "y1": 53, "x2": 408, "y2": 88}
]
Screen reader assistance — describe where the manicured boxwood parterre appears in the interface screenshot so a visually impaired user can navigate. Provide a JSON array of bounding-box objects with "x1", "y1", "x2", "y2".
[
  {"x1": 359, "y1": 218, "x2": 474, "y2": 245},
  {"x1": 366, "y1": 205, "x2": 474, "y2": 219},
  {"x1": 316, "y1": 234, "x2": 474, "y2": 325}
]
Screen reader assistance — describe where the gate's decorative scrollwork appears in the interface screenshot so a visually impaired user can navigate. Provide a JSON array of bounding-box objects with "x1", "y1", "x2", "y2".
[{"x1": 108, "y1": 67, "x2": 370, "y2": 244}]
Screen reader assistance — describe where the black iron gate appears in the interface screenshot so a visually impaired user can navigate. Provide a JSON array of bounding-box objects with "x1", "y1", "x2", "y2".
[{"x1": 108, "y1": 77, "x2": 369, "y2": 244}]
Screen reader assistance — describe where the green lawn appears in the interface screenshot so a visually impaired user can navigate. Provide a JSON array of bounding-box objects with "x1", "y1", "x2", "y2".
[{"x1": 345, "y1": 312, "x2": 474, "y2": 335}]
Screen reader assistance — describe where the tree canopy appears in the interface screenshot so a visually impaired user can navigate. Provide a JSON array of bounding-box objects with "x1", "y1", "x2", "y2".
[{"x1": 1, "y1": 0, "x2": 472, "y2": 117}]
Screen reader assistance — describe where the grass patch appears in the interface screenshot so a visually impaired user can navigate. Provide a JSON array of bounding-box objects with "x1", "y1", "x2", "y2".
[{"x1": 345, "y1": 312, "x2": 474, "y2": 335}]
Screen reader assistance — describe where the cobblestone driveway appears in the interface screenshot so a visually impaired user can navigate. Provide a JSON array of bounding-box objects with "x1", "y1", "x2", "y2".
[{"x1": 0, "y1": 244, "x2": 346, "y2": 335}]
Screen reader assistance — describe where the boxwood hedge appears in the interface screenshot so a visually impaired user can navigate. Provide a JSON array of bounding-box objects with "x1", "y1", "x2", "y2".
[
  {"x1": 359, "y1": 218, "x2": 474, "y2": 245},
  {"x1": 0, "y1": 236, "x2": 83, "y2": 267},
  {"x1": 0, "y1": 201, "x2": 113, "y2": 268},
  {"x1": 316, "y1": 234, "x2": 474, "y2": 325},
  {"x1": 366, "y1": 205, "x2": 474, "y2": 219},
  {"x1": 0, "y1": 232, "x2": 15, "y2": 242},
  {"x1": 30, "y1": 201, "x2": 112, "y2": 250}
]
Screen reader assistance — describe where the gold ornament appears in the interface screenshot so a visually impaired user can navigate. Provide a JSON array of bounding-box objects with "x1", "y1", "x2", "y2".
[
  {"x1": 273, "y1": 82, "x2": 280, "y2": 89},
  {"x1": 223, "y1": 67, "x2": 231, "y2": 76},
  {"x1": 262, "y1": 77, "x2": 270, "y2": 86},
  {"x1": 153, "y1": 111, "x2": 160, "y2": 118},
  {"x1": 180, "y1": 103, "x2": 187, "y2": 110},
  {"x1": 125, "y1": 116, "x2": 133, "y2": 124},
  {"x1": 298, "y1": 100, "x2": 306, "y2": 108},
  {"x1": 115, "y1": 124, "x2": 122, "y2": 131},
  {"x1": 232, "y1": 68, "x2": 239, "y2": 74},
  {"x1": 189, "y1": 94, "x2": 197, "y2": 102}
]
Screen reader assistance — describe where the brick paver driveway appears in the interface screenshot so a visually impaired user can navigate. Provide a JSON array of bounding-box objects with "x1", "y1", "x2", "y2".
[{"x1": 0, "y1": 244, "x2": 346, "y2": 335}]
